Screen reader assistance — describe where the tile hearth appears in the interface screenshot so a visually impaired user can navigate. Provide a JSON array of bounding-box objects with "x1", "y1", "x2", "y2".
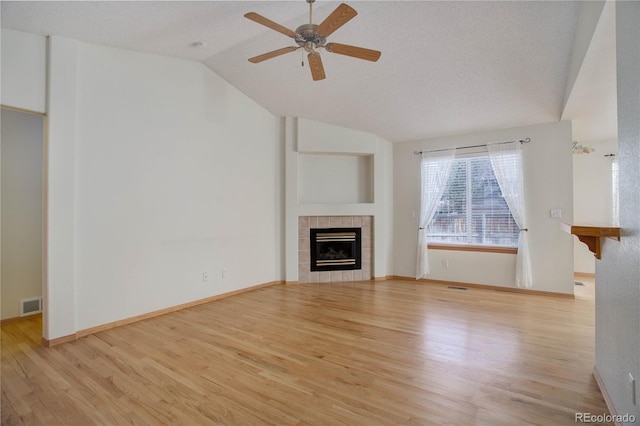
[{"x1": 298, "y1": 216, "x2": 372, "y2": 283}]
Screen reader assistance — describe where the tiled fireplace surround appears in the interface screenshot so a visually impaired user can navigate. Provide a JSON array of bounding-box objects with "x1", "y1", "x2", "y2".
[{"x1": 298, "y1": 216, "x2": 372, "y2": 283}]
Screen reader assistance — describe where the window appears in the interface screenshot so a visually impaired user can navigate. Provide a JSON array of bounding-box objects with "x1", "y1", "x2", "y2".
[{"x1": 427, "y1": 156, "x2": 519, "y2": 247}]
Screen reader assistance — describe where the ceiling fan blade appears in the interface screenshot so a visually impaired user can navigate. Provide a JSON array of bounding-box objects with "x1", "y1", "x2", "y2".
[
  {"x1": 325, "y1": 43, "x2": 381, "y2": 62},
  {"x1": 244, "y1": 12, "x2": 297, "y2": 38},
  {"x1": 316, "y1": 3, "x2": 357, "y2": 37},
  {"x1": 308, "y1": 53, "x2": 326, "y2": 81},
  {"x1": 249, "y1": 47, "x2": 299, "y2": 63}
]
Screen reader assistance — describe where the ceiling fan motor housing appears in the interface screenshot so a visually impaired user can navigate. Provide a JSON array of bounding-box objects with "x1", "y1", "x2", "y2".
[{"x1": 295, "y1": 24, "x2": 327, "y2": 51}]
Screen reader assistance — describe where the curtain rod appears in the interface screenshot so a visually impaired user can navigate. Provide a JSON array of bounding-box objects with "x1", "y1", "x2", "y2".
[{"x1": 413, "y1": 137, "x2": 531, "y2": 155}]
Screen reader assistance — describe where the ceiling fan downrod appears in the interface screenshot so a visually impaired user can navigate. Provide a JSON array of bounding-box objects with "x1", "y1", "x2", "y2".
[{"x1": 307, "y1": 0, "x2": 314, "y2": 26}]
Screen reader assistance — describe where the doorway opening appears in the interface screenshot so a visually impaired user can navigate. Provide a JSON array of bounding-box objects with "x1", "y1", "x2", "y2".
[{"x1": 1, "y1": 107, "x2": 46, "y2": 341}]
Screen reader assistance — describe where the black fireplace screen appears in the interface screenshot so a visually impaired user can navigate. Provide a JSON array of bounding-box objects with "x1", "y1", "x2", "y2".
[{"x1": 310, "y1": 228, "x2": 362, "y2": 271}]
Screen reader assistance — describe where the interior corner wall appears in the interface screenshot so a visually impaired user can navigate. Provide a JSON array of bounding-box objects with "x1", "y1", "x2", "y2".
[
  {"x1": 393, "y1": 121, "x2": 574, "y2": 294},
  {"x1": 1, "y1": 109, "x2": 44, "y2": 320},
  {"x1": 573, "y1": 139, "x2": 617, "y2": 274},
  {"x1": 595, "y1": 1, "x2": 640, "y2": 421},
  {"x1": 44, "y1": 39, "x2": 283, "y2": 336}
]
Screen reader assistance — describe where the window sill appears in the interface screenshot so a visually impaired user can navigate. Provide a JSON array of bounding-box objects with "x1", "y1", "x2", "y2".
[{"x1": 427, "y1": 244, "x2": 517, "y2": 254}]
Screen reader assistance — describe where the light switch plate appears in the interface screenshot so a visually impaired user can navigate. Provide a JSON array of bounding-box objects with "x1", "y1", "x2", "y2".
[{"x1": 550, "y1": 209, "x2": 562, "y2": 218}]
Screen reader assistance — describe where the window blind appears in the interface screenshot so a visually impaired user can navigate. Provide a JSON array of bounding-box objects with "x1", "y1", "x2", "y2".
[{"x1": 427, "y1": 156, "x2": 519, "y2": 247}]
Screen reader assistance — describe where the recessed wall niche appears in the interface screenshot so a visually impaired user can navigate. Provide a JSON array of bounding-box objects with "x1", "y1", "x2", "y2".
[{"x1": 298, "y1": 154, "x2": 373, "y2": 204}]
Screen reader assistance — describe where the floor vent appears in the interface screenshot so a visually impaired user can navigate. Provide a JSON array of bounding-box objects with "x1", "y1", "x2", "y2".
[
  {"x1": 447, "y1": 286, "x2": 468, "y2": 291},
  {"x1": 20, "y1": 297, "x2": 42, "y2": 317}
]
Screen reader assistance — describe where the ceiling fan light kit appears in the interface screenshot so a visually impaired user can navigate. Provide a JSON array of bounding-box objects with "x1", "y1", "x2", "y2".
[{"x1": 244, "y1": 0, "x2": 381, "y2": 81}]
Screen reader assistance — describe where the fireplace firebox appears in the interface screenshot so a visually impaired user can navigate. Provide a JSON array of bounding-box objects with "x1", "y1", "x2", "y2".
[{"x1": 310, "y1": 228, "x2": 362, "y2": 272}]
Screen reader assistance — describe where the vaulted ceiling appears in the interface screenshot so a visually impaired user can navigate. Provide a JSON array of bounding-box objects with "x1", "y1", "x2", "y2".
[
  {"x1": 562, "y1": 1, "x2": 617, "y2": 145},
  {"x1": 2, "y1": 1, "x2": 597, "y2": 143}
]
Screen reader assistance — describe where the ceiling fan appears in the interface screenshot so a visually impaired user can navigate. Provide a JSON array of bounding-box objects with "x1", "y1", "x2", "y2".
[{"x1": 244, "y1": 0, "x2": 381, "y2": 81}]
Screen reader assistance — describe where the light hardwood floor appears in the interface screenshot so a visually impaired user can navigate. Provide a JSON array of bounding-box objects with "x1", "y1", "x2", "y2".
[{"x1": 2, "y1": 278, "x2": 611, "y2": 425}]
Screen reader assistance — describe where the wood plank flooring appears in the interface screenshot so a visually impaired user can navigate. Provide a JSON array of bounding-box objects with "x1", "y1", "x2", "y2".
[{"x1": 2, "y1": 278, "x2": 611, "y2": 425}]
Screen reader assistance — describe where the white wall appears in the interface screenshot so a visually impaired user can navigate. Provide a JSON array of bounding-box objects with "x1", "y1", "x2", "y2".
[
  {"x1": 381, "y1": 139, "x2": 394, "y2": 275},
  {"x1": 393, "y1": 121, "x2": 574, "y2": 294},
  {"x1": 46, "y1": 36, "x2": 79, "y2": 340},
  {"x1": 284, "y1": 117, "x2": 393, "y2": 281},
  {"x1": 1, "y1": 29, "x2": 47, "y2": 113},
  {"x1": 573, "y1": 139, "x2": 617, "y2": 274},
  {"x1": 1, "y1": 109, "x2": 44, "y2": 319},
  {"x1": 596, "y1": 1, "x2": 640, "y2": 421},
  {"x1": 43, "y1": 39, "x2": 283, "y2": 336}
]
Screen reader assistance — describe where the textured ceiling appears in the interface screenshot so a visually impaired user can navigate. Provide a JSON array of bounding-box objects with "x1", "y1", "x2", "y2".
[{"x1": 1, "y1": 1, "x2": 581, "y2": 143}]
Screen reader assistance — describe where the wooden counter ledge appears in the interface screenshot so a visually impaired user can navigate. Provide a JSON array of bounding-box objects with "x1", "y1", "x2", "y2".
[{"x1": 561, "y1": 222, "x2": 620, "y2": 259}]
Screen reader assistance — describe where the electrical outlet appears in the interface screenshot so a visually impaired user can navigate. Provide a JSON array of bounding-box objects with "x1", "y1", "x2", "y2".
[
  {"x1": 202, "y1": 272, "x2": 209, "y2": 282},
  {"x1": 630, "y1": 373, "x2": 636, "y2": 405},
  {"x1": 442, "y1": 260, "x2": 449, "y2": 268},
  {"x1": 222, "y1": 268, "x2": 229, "y2": 278}
]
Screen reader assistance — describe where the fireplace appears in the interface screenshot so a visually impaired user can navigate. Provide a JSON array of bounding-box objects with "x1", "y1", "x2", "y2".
[{"x1": 310, "y1": 228, "x2": 362, "y2": 271}]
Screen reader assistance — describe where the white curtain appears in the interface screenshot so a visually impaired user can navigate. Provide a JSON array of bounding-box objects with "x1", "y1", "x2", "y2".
[
  {"x1": 416, "y1": 148, "x2": 456, "y2": 279},
  {"x1": 487, "y1": 141, "x2": 533, "y2": 288}
]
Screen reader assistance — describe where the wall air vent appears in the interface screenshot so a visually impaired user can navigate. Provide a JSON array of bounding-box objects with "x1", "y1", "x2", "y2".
[{"x1": 20, "y1": 297, "x2": 42, "y2": 317}]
